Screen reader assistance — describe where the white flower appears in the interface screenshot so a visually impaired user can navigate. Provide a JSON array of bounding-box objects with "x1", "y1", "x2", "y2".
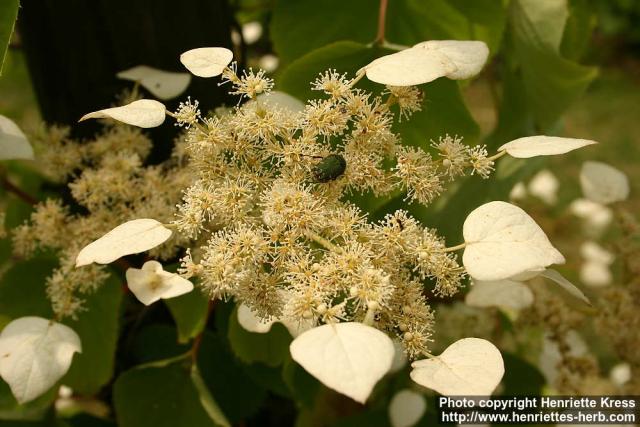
[
  {"x1": 569, "y1": 198, "x2": 613, "y2": 233},
  {"x1": 528, "y1": 169, "x2": 559, "y2": 205},
  {"x1": 362, "y1": 40, "x2": 489, "y2": 86},
  {"x1": 580, "y1": 241, "x2": 614, "y2": 265},
  {"x1": 75, "y1": 219, "x2": 172, "y2": 267},
  {"x1": 0, "y1": 317, "x2": 81, "y2": 404},
  {"x1": 116, "y1": 66, "x2": 191, "y2": 100},
  {"x1": 0, "y1": 115, "x2": 34, "y2": 160},
  {"x1": 609, "y1": 363, "x2": 631, "y2": 387},
  {"x1": 509, "y1": 182, "x2": 527, "y2": 200},
  {"x1": 498, "y1": 136, "x2": 596, "y2": 158},
  {"x1": 237, "y1": 302, "x2": 313, "y2": 337},
  {"x1": 580, "y1": 161, "x2": 629, "y2": 205},
  {"x1": 126, "y1": 261, "x2": 194, "y2": 305},
  {"x1": 79, "y1": 99, "x2": 166, "y2": 128},
  {"x1": 289, "y1": 322, "x2": 394, "y2": 403},
  {"x1": 465, "y1": 279, "x2": 534, "y2": 311},
  {"x1": 580, "y1": 261, "x2": 612, "y2": 288},
  {"x1": 388, "y1": 389, "x2": 426, "y2": 427},
  {"x1": 462, "y1": 201, "x2": 565, "y2": 281},
  {"x1": 410, "y1": 338, "x2": 504, "y2": 396},
  {"x1": 180, "y1": 47, "x2": 233, "y2": 78}
]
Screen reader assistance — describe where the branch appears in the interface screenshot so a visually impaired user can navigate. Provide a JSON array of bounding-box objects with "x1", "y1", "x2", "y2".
[
  {"x1": 2, "y1": 177, "x2": 38, "y2": 205},
  {"x1": 374, "y1": 0, "x2": 389, "y2": 45}
]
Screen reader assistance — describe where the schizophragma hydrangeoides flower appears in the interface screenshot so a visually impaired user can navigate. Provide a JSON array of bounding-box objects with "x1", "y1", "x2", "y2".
[{"x1": 6, "y1": 38, "x2": 599, "y2": 405}]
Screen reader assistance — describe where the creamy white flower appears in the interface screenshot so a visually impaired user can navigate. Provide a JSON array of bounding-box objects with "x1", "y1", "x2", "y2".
[
  {"x1": 126, "y1": 261, "x2": 193, "y2": 305},
  {"x1": 580, "y1": 161, "x2": 629, "y2": 205},
  {"x1": 0, "y1": 317, "x2": 81, "y2": 404},
  {"x1": 0, "y1": 115, "x2": 34, "y2": 160},
  {"x1": 237, "y1": 302, "x2": 313, "y2": 337},
  {"x1": 79, "y1": 99, "x2": 166, "y2": 128},
  {"x1": 116, "y1": 66, "x2": 191, "y2": 100},
  {"x1": 363, "y1": 40, "x2": 488, "y2": 86},
  {"x1": 410, "y1": 338, "x2": 504, "y2": 396},
  {"x1": 580, "y1": 241, "x2": 614, "y2": 265},
  {"x1": 580, "y1": 260, "x2": 612, "y2": 288},
  {"x1": 180, "y1": 47, "x2": 233, "y2": 78},
  {"x1": 609, "y1": 363, "x2": 631, "y2": 387},
  {"x1": 465, "y1": 279, "x2": 534, "y2": 311},
  {"x1": 498, "y1": 136, "x2": 596, "y2": 158},
  {"x1": 463, "y1": 201, "x2": 565, "y2": 281},
  {"x1": 241, "y1": 22, "x2": 263, "y2": 45},
  {"x1": 528, "y1": 169, "x2": 559, "y2": 205},
  {"x1": 289, "y1": 322, "x2": 394, "y2": 403},
  {"x1": 509, "y1": 182, "x2": 527, "y2": 200},
  {"x1": 388, "y1": 389, "x2": 426, "y2": 427},
  {"x1": 569, "y1": 198, "x2": 613, "y2": 232},
  {"x1": 75, "y1": 219, "x2": 172, "y2": 267}
]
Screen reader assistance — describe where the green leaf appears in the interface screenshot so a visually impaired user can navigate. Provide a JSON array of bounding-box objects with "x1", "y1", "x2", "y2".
[
  {"x1": 0, "y1": 379, "x2": 57, "y2": 421},
  {"x1": 190, "y1": 365, "x2": 231, "y2": 427},
  {"x1": 227, "y1": 306, "x2": 291, "y2": 367},
  {"x1": 114, "y1": 363, "x2": 229, "y2": 427},
  {"x1": 165, "y1": 289, "x2": 209, "y2": 344},
  {"x1": 279, "y1": 41, "x2": 480, "y2": 149},
  {"x1": 282, "y1": 357, "x2": 319, "y2": 408},
  {"x1": 271, "y1": 0, "x2": 506, "y2": 64},
  {"x1": 0, "y1": 257, "x2": 56, "y2": 318},
  {"x1": 271, "y1": 0, "x2": 376, "y2": 64},
  {"x1": 514, "y1": 0, "x2": 569, "y2": 51},
  {"x1": 131, "y1": 324, "x2": 190, "y2": 365},
  {"x1": 501, "y1": 352, "x2": 545, "y2": 395},
  {"x1": 197, "y1": 331, "x2": 267, "y2": 423},
  {"x1": 0, "y1": 0, "x2": 19, "y2": 76},
  {"x1": 509, "y1": 0, "x2": 598, "y2": 129},
  {"x1": 62, "y1": 274, "x2": 123, "y2": 395}
]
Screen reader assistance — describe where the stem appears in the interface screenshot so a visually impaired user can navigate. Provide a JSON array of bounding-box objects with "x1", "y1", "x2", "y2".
[
  {"x1": 191, "y1": 300, "x2": 216, "y2": 364},
  {"x1": 304, "y1": 230, "x2": 343, "y2": 254},
  {"x1": 374, "y1": 0, "x2": 389, "y2": 45},
  {"x1": 442, "y1": 242, "x2": 467, "y2": 253},
  {"x1": 487, "y1": 150, "x2": 507, "y2": 161},
  {"x1": 2, "y1": 177, "x2": 37, "y2": 205},
  {"x1": 348, "y1": 70, "x2": 366, "y2": 88}
]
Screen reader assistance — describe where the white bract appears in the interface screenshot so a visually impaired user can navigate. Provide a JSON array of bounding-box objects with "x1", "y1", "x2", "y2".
[
  {"x1": 0, "y1": 115, "x2": 34, "y2": 160},
  {"x1": 237, "y1": 303, "x2": 277, "y2": 333},
  {"x1": 362, "y1": 40, "x2": 488, "y2": 86},
  {"x1": 462, "y1": 201, "x2": 565, "y2": 281},
  {"x1": 180, "y1": 47, "x2": 233, "y2": 78},
  {"x1": 539, "y1": 269, "x2": 591, "y2": 306},
  {"x1": 388, "y1": 389, "x2": 426, "y2": 427},
  {"x1": 609, "y1": 363, "x2": 631, "y2": 387},
  {"x1": 79, "y1": 99, "x2": 166, "y2": 128},
  {"x1": 254, "y1": 91, "x2": 305, "y2": 113},
  {"x1": 580, "y1": 260, "x2": 612, "y2": 288},
  {"x1": 580, "y1": 241, "x2": 614, "y2": 265},
  {"x1": 116, "y1": 66, "x2": 191, "y2": 100},
  {"x1": 289, "y1": 322, "x2": 394, "y2": 403},
  {"x1": 237, "y1": 302, "x2": 312, "y2": 337},
  {"x1": 498, "y1": 136, "x2": 596, "y2": 158},
  {"x1": 580, "y1": 161, "x2": 629, "y2": 205},
  {"x1": 75, "y1": 218, "x2": 172, "y2": 267},
  {"x1": 410, "y1": 338, "x2": 504, "y2": 396},
  {"x1": 126, "y1": 261, "x2": 193, "y2": 305},
  {"x1": 465, "y1": 279, "x2": 534, "y2": 311},
  {"x1": 569, "y1": 198, "x2": 613, "y2": 232},
  {"x1": 0, "y1": 317, "x2": 81, "y2": 404},
  {"x1": 528, "y1": 169, "x2": 559, "y2": 205}
]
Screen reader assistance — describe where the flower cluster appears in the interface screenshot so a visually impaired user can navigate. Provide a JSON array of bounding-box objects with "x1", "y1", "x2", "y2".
[
  {"x1": 12, "y1": 120, "x2": 190, "y2": 318},
  {"x1": 172, "y1": 63, "x2": 496, "y2": 359}
]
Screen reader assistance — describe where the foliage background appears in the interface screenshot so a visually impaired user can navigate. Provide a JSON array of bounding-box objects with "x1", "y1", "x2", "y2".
[{"x1": 0, "y1": 0, "x2": 638, "y2": 426}]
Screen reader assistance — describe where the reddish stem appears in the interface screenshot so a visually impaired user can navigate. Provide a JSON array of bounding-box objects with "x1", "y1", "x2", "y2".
[
  {"x1": 2, "y1": 177, "x2": 37, "y2": 205},
  {"x1": 375, "y1": 0, "x2": 389, "y2": 44}
]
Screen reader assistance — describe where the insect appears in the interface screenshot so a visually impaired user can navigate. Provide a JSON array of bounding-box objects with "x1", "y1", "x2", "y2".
[{"x1": 312, "y1": 154, "x2": 347, "y2": 183}]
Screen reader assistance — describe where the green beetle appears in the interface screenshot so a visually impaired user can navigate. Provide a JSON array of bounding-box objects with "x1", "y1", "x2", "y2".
[{"x1": 313, "y1": 154, "x2": 347, "y2": 183}]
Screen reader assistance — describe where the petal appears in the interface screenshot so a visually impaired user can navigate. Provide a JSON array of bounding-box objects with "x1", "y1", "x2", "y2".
[
  {"x1": 463, "y1": 201, "x2": 564, "y2": 281},
  {"x1": 180, "y1": 47, "x2": 233, "y2": 78},
  {"x1": 0, "y1": 115, "x2": 34, "y2": 160},
  {"x1": 410, "y1": 338, "x2": 504, "y2": 396},
  {"x1": 363, "y1": 47, "x2": 456, "y2": 86},
  {"x1": 580, "y1": 161, "x2": 629, "y2": 205},
  {"x1": 75, "y1": 219, "x2": 172, "y2": 267},
  {"x1": 498, "y1": 136, "x2": 596, "y2": 158},
  {"x1": 79, "y1": 99, "x2": 166, "y2": 128},
  {"x1": 290, "y1": 322, "x2": 394, "y2": 403},
  {"x1": 0, "y1": 317, "x2": 81, "y2": 404},
  {"x1": 413, "y1": 40, "x2": 489, "y2": 80},
  {"x1": 117, "y1": 66, "x2": 191, "y2": 100}
]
